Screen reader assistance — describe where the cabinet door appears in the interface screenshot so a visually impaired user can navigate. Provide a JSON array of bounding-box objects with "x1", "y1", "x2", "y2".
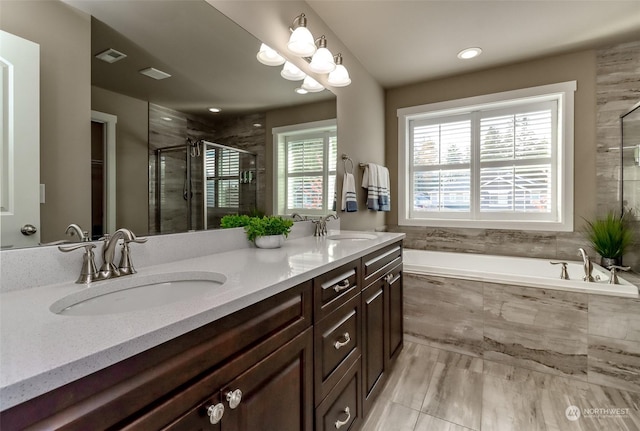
[
  {"x1": 164, "y1": 394, "x2": 223, "y2": 431},
  {"x1": 387, "y1": 264, "x2": 403, "y2": 365},
  {"x1": 222, "y1": 328, "x2": 313, "y2": 431},
  {"x1": 361, "y1": 279, "x2": 385, "y2": 414}
]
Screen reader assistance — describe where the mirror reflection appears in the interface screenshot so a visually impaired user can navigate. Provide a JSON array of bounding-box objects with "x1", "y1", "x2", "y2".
[
  {"x1": 621, "y1": 101, "x2": 640, "y2": 219},
  {"x1": 1, "y1": 0, "x2": 336, "y2": 248}
]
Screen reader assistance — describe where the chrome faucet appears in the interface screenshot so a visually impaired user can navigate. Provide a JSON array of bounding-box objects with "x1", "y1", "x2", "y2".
[
  {"x1": 99, "y1": 228, "x2": 147, "y2": 279},
  {"x1": 313, "y1": 214, "x2": 339, "y2": 236},
  {"x1": 291, "y1": 213, "x2": 307, "y2": 222},
  {"x1": 578, "y1": 248, "x2": 595, "y2": 282},
  {"x1": 59, "y1": 227, "x2": 146, "y2": 284}
]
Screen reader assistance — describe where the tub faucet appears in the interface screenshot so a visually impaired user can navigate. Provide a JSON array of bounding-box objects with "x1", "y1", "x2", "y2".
[{"x1": 578, "y1": 248, "x2": 595, "y2": 282}]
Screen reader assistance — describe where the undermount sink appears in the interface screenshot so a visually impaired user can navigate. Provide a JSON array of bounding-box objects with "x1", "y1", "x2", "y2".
[
  {"x1": 50, "y1": 271, "x2": 227, "y2": 316},
  {"x1": 327, "y1": 233, "x2": 377, "y2": 241}
]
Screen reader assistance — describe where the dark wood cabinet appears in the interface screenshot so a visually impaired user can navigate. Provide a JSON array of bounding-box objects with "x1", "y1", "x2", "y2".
[
  {"x1": 1, "y1": 240, "x2": 403, "y2": 431},
  {"x1": 360, "y1": 243, "x2": 404, "y2": 416},
  {"x1": 161, "y1": 328, "x2": 313, "y2": 431}
]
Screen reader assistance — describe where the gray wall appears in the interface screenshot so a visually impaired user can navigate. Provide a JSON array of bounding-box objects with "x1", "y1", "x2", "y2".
[
  {"x1": 210, "y1": 0, "x2": 387, "y2": 231},
  {"x1": 92, "y1": 87, "x2": 149, "y2": 235},
  {"x1": 386, "y1": 43, "x2": 640, "y2": 269},
  {"x1": 1, "y1": 0, "x2": 91, "y2": 243}
]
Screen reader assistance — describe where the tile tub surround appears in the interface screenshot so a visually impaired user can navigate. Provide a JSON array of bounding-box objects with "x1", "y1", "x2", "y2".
[
  {"x1": 404, "y1": 272, "x2": 640, "y2": 394},
  {"x1": 361, "y1": 341, "x2": 640, "y2": 431},
  {"x1": 1, "y1": 222, "x2": 396, "y2": 410}
]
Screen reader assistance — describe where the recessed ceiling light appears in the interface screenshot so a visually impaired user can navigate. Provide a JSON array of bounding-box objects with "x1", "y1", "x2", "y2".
[
  {"x1": 209, "y1": 107, "x2": 221, "y2": 113},
  {"x1": 295, "y1": 87, "x2": 308, "y2": 95},
  {"x1": 95, "y1": 48, "x2": 127, "y2": 63},
  {"x1": 457, "y1": 47, "x2": 482, "y2": 60},
  {"x1": 139, "y1": 67, "x2": 171, "y2": 80},
  {"x1": 161, "y1": 117, "x2": 172, "y2": 122}
]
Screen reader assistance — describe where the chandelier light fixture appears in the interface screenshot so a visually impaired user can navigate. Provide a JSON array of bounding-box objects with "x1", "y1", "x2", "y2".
[
  {"x1": 255, "y1": 12, "x2": 352, "y2": 92},
  {"x1": 327, "y1": 53, "x2": 351, "y2": 87},
  {"x1": 281, "y1": 61, "x2": 306, "y2": 81},
  {"x1": 287, "y1": 13, "x2": 316, "y2": 57},
  {"x1": 256, "y1": 43, "x2": 285, "y2": 66},
  {"x1": 308, "y1": 36, "x2": 336, "y2": 74}
]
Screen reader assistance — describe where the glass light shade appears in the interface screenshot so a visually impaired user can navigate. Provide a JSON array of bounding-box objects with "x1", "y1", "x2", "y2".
[
  {"x1": 328, "y1": 64, "x2": 351, "y2": 87},
  {"x1": 256, "y1": 43, "x2": 285, "y2": 66},
  {"x1": 295, "y1": 87, "x2": 308, "y2": 95},
  {"x1": 287, "y1": 27, "x2": 316, "y2": 57},
  {"x1": 301, "y1": 76, "x2": 324, "y2": 93},
  {"x1": 280, "y1": 61, "x2": 306, "y2": 81},
  {"x1": 309, "y1": 47, "x2": 336, "y2": 74}
]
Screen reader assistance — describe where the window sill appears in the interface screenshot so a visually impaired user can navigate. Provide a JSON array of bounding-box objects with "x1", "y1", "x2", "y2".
[{"x1": 398, "y1": 218, "x2": 573, "y2": 232}]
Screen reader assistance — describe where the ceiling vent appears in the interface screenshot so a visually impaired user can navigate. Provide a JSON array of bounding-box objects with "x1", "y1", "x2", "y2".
[
  {"x1": 139, "y1": 67, "x2": 172, "y2": 80},
  {"x1": 95, "y1": 48, "x2": 127, "y2": 64}
]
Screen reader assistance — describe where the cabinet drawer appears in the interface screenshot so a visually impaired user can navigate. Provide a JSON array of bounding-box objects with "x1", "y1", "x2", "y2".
[
  {"x1": 314, "y1": 259, "x2": 360, "y2": 320},
  {"x1": 314, "y1": 294, "x2": 361, "y2": 403},
  {"x1": 315, "y1": 358, "x2": 362, "y2": 431},
  {"x1": 363, "y1": 242, "x2": 402, "y2": 286}
]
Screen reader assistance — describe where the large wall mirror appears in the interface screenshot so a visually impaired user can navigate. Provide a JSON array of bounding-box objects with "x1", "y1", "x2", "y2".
[
  {"x1": 621, "y1": 101, "x2": 640, "y2": 219},
  {"x1": 1, "y1": 0, "x2": 336, "y2": 249}
]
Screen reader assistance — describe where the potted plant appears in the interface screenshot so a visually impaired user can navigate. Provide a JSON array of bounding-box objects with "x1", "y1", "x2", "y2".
[
  {"x1": 220, "y1": 215, "x2": 293, "y2": 249},
  {"x1": 584, "y1": 210, "x2": 633, "y2": 267}
]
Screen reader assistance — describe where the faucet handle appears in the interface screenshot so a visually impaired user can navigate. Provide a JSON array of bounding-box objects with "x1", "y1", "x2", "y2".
[
  {"x1": 58, "y1": 243, "x2": 99, "y2": 284},
  {"x1": 550, "y1": 261, "x2": 569, "y2": 280},
  {"x1": 607, "y1": 265, "x2": 631, "y2": 285},
  {"x1": 118, "y1": 234, "x2": 147, "y2": 275}
]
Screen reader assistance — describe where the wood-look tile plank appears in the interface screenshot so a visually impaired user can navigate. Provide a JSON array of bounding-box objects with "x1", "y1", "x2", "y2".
[
  {"x1": 381, "y1": 341, "x2": 439, "y2": 410},
  {"x1": 421, "y1": 350, "x2": 483, "y2": 430},
  {"x1": 414, "y1": 413, "x2": 476, "y2": 431},
  {"x1": 359, "y1": 398, "x2": 420, "y2": 431}
]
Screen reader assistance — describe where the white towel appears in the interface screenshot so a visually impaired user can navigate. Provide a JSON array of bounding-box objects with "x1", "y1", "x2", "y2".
[
  {"x1": 341, "y1": 173, "x2": 358, "y2": 212},
  {"x1": 362, "y1": 163, "x2": 380, "y2": 210},
  {"x1": 377, "y1": 166, "x2": 390, "y2": 212},
  {"x1": 362, "y1": 163, "x2": 391, "y2": 211}
]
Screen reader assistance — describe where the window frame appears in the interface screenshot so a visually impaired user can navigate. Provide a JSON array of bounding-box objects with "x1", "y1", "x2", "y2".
[
  {"x1": 398, "y1": 81, "x2": 576, "y2": 231},
  {"x1": 273, "y1": 119, "x2": 337, "y2": 217}
]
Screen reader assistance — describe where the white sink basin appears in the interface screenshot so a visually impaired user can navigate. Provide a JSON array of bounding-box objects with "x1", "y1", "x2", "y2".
[
  {"x1": 50, "y1": 271, "x2": 227, "y2": 316},
  {"x1": 327, "y1": 233, "x2": 377, "y2": 241}
]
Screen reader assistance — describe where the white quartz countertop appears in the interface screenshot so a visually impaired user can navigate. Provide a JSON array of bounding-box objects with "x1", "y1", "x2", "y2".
[{"x1": 0, "y1": 230, "x2": 404, "y2": 410}]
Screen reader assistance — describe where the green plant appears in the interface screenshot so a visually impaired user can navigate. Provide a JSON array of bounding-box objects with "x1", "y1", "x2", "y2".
[
  {"x1": 244, "y1": 216, "x2": 294, "y2": 242},
  {"x1": 584, "y1": 210, "x2": 633, "y2": 259},
  {"x1": 220, "y1": 214, "x2": 252, "y2": 229}
]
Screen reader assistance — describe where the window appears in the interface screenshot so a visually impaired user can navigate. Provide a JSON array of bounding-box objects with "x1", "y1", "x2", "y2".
[
  {"x1": 205, "y1": 147, "x2": 239, "y2": 209},
  {"x1": 398, "y1": 82, "x2": 576, "y2": 231},
  {"x1": 273, "y1": 119, "x2": 337, "y2": 216}
]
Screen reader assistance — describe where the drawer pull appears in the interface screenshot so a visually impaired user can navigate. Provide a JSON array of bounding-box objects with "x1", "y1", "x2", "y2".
[
  {"x1": 333, "y1": 279, "x2": 350, "y2": 292},
  {"x1": 334, "y1": 406, "x2": 351, "y2": 429},
  {"x1": 333, "y1": 332, "x2": 351, "y2": 350},
  {"x1": 385, "y1": 273, "x2": 393, "y2": 283},
  {"x1": 226, "y1": 389, "x2": 242, "y2": 409},
  {"x1": 206, "y1": 403, "x2": 225, "y2": 424}
]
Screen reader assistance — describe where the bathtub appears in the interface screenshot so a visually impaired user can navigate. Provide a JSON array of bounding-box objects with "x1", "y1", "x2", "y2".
[{"x1": 403, "y1": 249, "x2": 639, "y2": 298}]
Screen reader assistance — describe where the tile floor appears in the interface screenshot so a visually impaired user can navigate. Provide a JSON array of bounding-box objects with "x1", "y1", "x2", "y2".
[{"x1": 361, "y1": 341, "x2": 640, "y2": 431}]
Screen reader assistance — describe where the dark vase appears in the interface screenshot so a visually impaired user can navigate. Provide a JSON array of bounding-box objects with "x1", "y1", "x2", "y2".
[{"x1": 600, "y1": 257, "x2": 620, "y2": 268}]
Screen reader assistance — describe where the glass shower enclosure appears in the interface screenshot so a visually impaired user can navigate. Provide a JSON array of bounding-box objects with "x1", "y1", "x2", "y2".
[{"x1": 152, "y1": 140, "x2": 257, "y2": 234}]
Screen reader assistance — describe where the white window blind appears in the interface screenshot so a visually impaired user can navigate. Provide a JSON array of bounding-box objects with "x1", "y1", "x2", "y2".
[
  {"x1": 398, "y1": 81, "x2": 575, "y2": 231},
  {"x1": 273, "y1": 119, "x2": 337, "y2": 216},
  {"x1": 205, "y1": 148, "x2": 239, "y2": 209}
]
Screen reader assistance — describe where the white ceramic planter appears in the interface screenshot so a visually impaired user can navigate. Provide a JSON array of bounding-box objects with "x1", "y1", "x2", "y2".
[{"x1": 254, "y1": 234, "x2": 285, "y2": 249}]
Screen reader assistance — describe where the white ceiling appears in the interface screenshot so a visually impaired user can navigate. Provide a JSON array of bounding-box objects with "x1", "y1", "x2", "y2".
[{"x1": 307, "y1": 0, "x2": 640, "y2": 88}]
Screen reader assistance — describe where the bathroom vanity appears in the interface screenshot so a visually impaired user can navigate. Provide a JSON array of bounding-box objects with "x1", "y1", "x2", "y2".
[{"x1": 0, "y1": 232, "x2": 404, "y2": 431}]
